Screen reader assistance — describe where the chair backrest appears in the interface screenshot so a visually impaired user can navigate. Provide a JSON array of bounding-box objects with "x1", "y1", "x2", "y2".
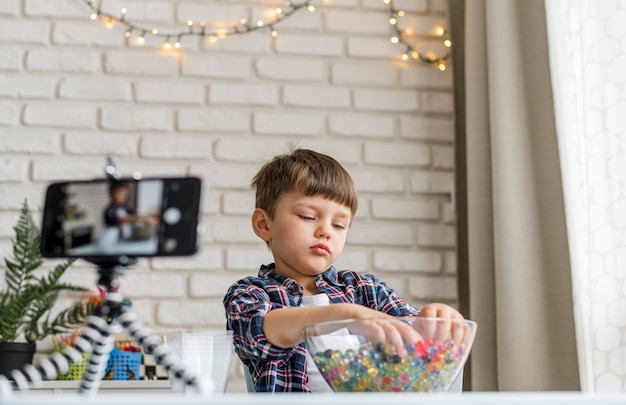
[{"x1": 243, "y1": 366, "x2": 255, "y2": 393}]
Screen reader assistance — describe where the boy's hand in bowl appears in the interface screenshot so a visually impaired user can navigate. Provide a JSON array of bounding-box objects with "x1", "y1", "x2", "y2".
[
  {"x1": 416, "y1": 303, "x2": 469, "y2": 348},
  {"x1": 347, "y1": 317, "x2": 421, "y2": 357}
]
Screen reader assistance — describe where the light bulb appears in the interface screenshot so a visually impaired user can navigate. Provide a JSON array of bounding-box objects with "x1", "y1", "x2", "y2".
[{"x1": 391, "y1": 36, "x2": 399, "y2": 44}]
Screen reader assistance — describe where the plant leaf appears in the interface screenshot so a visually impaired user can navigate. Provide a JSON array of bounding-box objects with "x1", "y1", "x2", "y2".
[
  {"x1": 1, "y1": 200, "x2": 92, "y2": 343},
  {"x1": 4, "y1": 202, "x2": 42, "y2": 295}
]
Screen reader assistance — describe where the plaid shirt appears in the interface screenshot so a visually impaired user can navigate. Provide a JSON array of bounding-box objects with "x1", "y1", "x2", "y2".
[{"x1": 223, "y1": 264, "x2": 419, "y2": 392}]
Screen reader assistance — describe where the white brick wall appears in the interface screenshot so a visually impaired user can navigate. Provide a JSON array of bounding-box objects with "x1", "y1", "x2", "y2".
[{"x1": 0, "y1": 0, "x2": 455, "y2": 393}]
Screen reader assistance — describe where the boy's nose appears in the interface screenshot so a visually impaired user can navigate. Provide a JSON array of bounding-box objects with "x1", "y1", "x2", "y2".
[{"x1": 315, "y1": 223, "x2": 332, "y2": 239}]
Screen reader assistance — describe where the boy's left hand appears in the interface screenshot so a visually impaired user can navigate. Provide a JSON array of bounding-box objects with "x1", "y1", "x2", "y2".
[
  {"x1": 416, "y1": 303, "x2": 469, "y2": 347},
  {"x1": 417, "y1": 302, "x2": 464, "y2": 320}
]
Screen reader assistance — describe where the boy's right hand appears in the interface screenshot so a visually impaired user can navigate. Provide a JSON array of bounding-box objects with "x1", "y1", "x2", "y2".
[{"x1": 346, "y1": 317, "x2": 420, "y2": 357}]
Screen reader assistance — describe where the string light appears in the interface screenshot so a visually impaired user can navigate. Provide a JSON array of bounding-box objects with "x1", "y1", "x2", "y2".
[
  {"x1": 80, "y1": 0, "x2": 315, "y2": 50},
  {"x1": 135, "y1": 31, "x2": 146, "y2": 46},
  {"x1": 80, "y1": 0, "x2": 451, "y2": 68},
  {"x1": 386, "y1": 0, "x2": 451, "y2": 68}
]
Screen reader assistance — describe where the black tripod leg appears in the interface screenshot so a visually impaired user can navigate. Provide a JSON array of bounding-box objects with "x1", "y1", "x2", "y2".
[
  {"x1": 77, "y1": 316, "x2": 120, "y2": 395},
  {"x1": 3, "y1": 333, "x2": 92, "y2": 390}
]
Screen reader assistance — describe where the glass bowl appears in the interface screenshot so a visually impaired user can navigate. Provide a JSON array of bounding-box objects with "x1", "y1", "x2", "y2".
[{"x1": 304, "y1": 317, "x2": 477, "y2": 393}]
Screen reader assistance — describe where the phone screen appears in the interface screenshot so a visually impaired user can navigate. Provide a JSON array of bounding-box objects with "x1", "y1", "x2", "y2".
[{"x1": 40, "y1": 177, "x2": 202, "y2": 259}]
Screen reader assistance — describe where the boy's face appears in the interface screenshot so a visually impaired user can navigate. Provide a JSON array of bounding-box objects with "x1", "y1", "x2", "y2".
[
  {"x1": 258, "y1": 191, "x2": 352, "y2": 283},
  {"x1": 111, "y1": 187, "x2": 129, "y2": 205}
]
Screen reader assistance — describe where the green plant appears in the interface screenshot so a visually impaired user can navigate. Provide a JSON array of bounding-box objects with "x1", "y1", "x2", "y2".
[{"x1": 0, "y1": 200, "x2": 93, "y2": 344}]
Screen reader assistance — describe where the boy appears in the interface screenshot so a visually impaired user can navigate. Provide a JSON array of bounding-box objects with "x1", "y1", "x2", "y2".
[
  {"x1": 104, "y1": 183, "x2": 158, "y2": 239},
  {"x1": 223, "y1": 149, "x2": 464, "y2": 392}
]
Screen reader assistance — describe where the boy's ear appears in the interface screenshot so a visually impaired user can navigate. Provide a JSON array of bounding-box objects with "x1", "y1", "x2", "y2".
[{"x1": 251, "y1": 208, "x2": 271, "y2": 242}]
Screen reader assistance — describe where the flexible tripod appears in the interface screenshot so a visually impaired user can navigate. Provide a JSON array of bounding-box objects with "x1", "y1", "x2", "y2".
[
  {"x1": 0, "y1": 158, "x2": 204, "y2": 396},
  {"x1": 1, "y1": 261, "x2": 203, "y2": 396}
]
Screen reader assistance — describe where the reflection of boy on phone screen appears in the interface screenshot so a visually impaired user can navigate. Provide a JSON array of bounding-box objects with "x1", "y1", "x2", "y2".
[
  {"x1": 104, "y1": 183, "x2": 158, "y2": 240},
  {"x1": 104, "y1": 183, "x2": 136, "y2": 239}
]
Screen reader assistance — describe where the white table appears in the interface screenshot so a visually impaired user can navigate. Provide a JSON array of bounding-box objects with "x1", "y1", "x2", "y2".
[
  {"x1": 1, "y1": 392, "x2": 625, "y2": 405},
  {"x1": 13, "y1": 380, "x2": 171, "y2": 395},
  {"x1": 68, "y1": 237, "x2": 158, "y2": 256}
]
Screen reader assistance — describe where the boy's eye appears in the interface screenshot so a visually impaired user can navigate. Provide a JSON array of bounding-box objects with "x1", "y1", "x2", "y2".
[
  {"x1": 298, "y1": 215, "x2": 315, "y2": 221},
  {"x1": 332, "y1": 223, "x2": 346, "y2": 230}
]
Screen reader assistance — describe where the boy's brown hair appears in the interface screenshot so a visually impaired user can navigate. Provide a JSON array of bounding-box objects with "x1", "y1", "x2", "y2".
[{"x1": 251, "y1": 148, "x2": 358, "y2": 219}]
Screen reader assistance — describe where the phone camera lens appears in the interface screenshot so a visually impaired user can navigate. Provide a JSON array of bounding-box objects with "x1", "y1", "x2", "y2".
[
  {"x1": 163, "y1": 207, "x2": 182, "y2": 225},
  {"x1": 164, "y1": 238, "x2": 177, "y2": 252}
]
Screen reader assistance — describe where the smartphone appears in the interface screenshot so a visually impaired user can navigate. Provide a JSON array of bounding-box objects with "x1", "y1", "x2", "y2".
[{"x1": 40, "y1": 177, "x2": 203, "y2": 259}]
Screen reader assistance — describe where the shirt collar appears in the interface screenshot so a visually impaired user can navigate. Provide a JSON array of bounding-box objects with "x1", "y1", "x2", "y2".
[
  {"x1": 259, "y1": 263, "x2": 298, "y2": 291},
  {"x1": 258, "y1": 264, "x2": 342, "y2": 287},
  {"x1": 319, "y1": 266, "x2": 341, "y2": 286}
]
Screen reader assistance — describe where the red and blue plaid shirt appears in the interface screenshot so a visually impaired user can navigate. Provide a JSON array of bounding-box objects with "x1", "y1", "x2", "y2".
[{"x1": 223, "y1": 264, "x2": 419, "y2": 392}]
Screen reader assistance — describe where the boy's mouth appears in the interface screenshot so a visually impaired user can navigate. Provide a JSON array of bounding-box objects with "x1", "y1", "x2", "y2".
[{"x1": 311, "y1": 244, "x2": 330, "y2": 255}]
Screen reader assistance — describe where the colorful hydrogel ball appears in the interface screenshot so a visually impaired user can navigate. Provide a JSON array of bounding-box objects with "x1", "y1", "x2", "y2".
[{"x1": 312, "y1": 339, "x2": 465, "y2": 392}]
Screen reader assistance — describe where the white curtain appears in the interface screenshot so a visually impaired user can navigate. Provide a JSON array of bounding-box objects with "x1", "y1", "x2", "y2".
[{"x1": 545, "y1": 0, "x2": 626, "y2": 393}]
